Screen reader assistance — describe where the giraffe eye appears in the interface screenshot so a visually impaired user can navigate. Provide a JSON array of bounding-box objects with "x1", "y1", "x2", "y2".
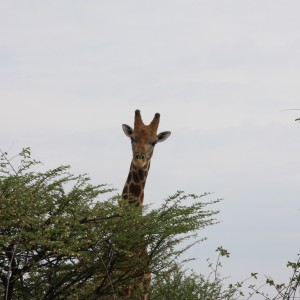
[{"x1": 151, "y1": 141, "x2": 157, "y2": 147}]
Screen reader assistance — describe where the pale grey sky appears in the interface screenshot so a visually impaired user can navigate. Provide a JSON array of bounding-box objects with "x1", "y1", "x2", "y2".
[{"x1": 1, "y1": 0, "x2": 300, "y2": 294}]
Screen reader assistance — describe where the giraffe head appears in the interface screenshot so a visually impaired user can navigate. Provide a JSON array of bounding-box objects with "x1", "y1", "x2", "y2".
[{"x1": 122, "y1": 109, "x2": 171, "y2": 169}]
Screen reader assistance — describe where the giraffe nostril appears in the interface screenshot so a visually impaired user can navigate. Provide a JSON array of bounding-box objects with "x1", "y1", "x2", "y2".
[{"x1": 135, "y1": 153, "x2": 145, "y2": 160}]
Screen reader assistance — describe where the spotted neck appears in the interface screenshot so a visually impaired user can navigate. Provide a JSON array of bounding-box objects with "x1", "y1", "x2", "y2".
[{"x1": 122, "y1": 161, "x2": 151, "y2": 206}]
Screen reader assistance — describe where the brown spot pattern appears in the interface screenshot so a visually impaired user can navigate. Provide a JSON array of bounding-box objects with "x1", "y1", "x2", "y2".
[
  {"x1": 132, "y1": 171, "x2": 140, "y2": 183},
  {"x1": 129, "y1": 182, "x2": 142, "y2": 196},
  {"x1": 126, "y1": 172, "x2": 132, "y2": 184},
  {"x1": 138, "y1": 169, "x2": 144, "y2": 181}
]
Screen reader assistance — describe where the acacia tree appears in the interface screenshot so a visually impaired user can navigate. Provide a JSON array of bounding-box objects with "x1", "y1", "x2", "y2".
[{"x1": 0, "y1": 148, "x2": 219, "y2": 299}]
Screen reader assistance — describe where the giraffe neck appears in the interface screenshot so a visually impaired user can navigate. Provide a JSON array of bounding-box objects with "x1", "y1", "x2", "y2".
[{"x1": 122, "y1": 161, "x2": 151, "y2": 205}]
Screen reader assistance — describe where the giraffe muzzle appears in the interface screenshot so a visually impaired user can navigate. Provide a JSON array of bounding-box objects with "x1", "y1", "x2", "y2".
[{"x1": 135, "y1": 153, "x2": 145, "y2": 161}]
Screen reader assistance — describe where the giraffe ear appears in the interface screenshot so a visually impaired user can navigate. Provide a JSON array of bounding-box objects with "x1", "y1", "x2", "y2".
[
  {"x1": 122, "y1": 124, "x2": 133, "y2": 138},
  {"x1": 157, "y1": 131, "x2": 171, "y2": 142}
]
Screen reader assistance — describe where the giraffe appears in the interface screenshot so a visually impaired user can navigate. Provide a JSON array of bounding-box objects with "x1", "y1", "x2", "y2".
[{"x1": 119, "y1": 109, "x2": 171, "y2": 299}]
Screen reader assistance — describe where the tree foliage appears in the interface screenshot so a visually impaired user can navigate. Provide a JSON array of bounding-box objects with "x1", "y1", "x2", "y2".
[
  {"x1": 151, "y1": 246, "x2": 239, "y2": 300},
  {"x1": 0, "y1": 148, "x2": 219, "y2": 299},
  {"x1": 151, "y1": 248, "x2": 300, "y2": 300}
]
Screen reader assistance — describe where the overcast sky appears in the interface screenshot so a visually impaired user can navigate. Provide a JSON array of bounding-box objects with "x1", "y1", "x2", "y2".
[{"x1": 1, "y1": 0, "x2": 300, "y2": 294}]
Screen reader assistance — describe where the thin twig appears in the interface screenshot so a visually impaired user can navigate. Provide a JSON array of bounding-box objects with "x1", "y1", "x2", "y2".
[
  {"x1": 280, "y1": 109, "x2": 300, "y2": 112},
  {"x1": 0, "y1": 149, "x2": 18, "y2": 175},
  {"x1": 5, "y1": 245, "x2": 17, "y2": 300},
  {"x1": 92, "y1": 241, "x2": 116, "y2": 298}
]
